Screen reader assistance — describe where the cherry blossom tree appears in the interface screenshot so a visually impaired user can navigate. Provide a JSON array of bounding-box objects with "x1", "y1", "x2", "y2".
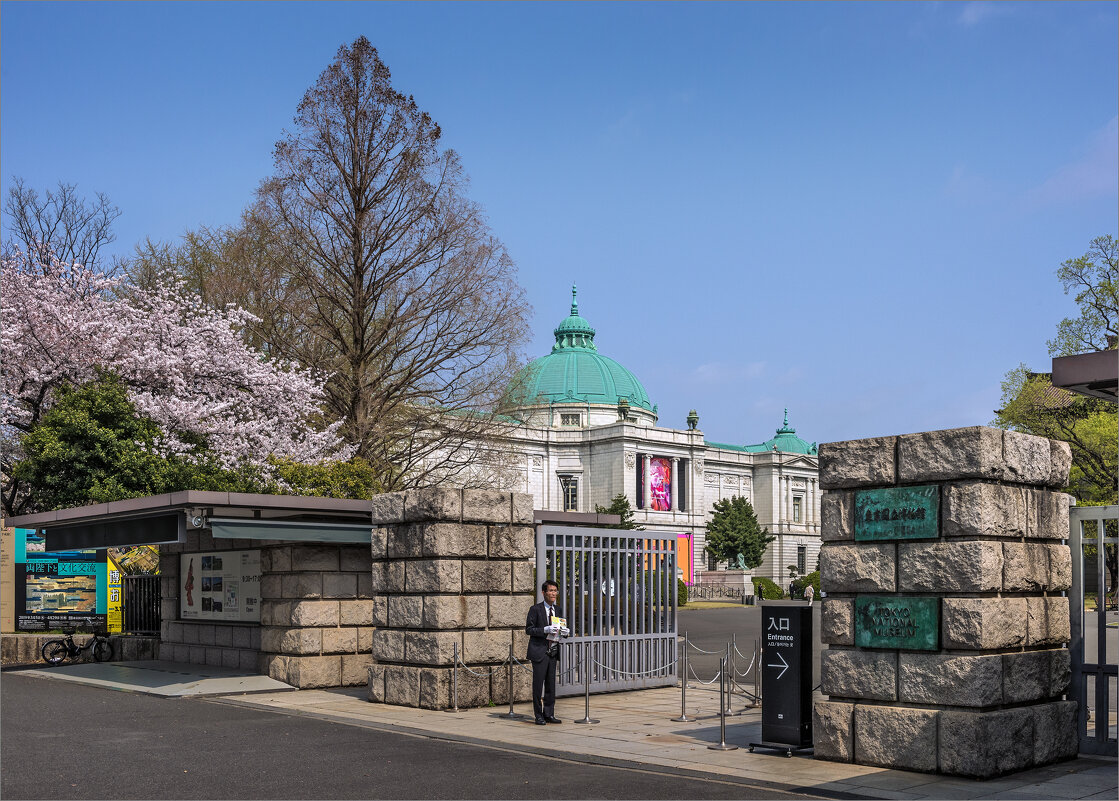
[{"x1": 1, "y1": 250, "x2": 352, "y2": 514}]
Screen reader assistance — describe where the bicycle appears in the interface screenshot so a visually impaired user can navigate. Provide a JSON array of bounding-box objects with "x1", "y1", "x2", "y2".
[{"x1": 41, "y1": 629, "x2": 113, "y2": 665}]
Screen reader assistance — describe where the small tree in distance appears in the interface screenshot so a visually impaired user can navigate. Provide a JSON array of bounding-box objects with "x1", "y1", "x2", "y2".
[
  {"x1": 704, "y1": 496, "x2": 774, "y2": 570},
  {"x1": 595, "y1": 493, "x2": 643, "y2": 530}
]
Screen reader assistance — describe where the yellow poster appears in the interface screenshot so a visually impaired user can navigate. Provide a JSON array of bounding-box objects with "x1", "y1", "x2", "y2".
[{"x1": 106, "y1": 553, "x2": 123, "y2": 634}]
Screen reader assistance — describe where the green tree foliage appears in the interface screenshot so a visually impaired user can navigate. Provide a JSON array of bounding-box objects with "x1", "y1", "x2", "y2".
[
  {"x1": 270, "y1": 457, "x2": 386, "y2": 499},
  {"x1": 794, "y1": 571, "x2": 821, "y2": 600},
  {"x1": 677, "y1": 578, "x2": 688, "y2": 606},
  {"x1": 1048, "y1": 235, "x2": 1117, "y2": 357},
  {"x1": 704, "y1": 495, "x2": 774, "y2": 570},
  {"x1": 595, "y1": 493, "x2": 643, "y2": 530}
]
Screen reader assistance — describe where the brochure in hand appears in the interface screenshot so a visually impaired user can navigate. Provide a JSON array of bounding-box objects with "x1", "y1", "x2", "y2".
[{"x1": 548, "y1": 614, "x2": 567, "y2": 642}]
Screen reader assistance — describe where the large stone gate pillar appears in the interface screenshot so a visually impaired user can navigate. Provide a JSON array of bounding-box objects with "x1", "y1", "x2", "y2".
[{"x1": 814, "y1": 426, "x2": 1078, "y2": 778}]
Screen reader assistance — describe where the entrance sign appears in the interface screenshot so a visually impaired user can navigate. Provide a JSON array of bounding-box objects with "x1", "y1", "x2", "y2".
[
  {"x1": 759, "y1": 602, "x2": 813, "y2": 749},
  {"x1": 180, "y1": 550, "x2": 261, "y2": 622},
  {"x1": 854, "y1": 485, "x2": 939, "y2": 541},
  {"x1": 854, "y1": 596, "x2": 939, "y2": 650}
]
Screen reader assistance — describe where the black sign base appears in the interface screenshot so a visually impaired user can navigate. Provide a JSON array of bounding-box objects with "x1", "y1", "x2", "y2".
[{"x1": 747, "y1": 740, "x2": 815, "y2": 758}]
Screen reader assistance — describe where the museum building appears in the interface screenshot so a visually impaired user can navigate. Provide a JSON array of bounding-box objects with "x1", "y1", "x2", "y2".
[{"x1": 489, "y1": 288, "x2": 822, "y2": 585}]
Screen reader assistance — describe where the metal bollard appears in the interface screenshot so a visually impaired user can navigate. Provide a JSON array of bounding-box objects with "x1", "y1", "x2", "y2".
[
  {"x1": 574, "y1": 640, "x2": 599, "y2": 724},
  {"x1": 707, "y1": 656, "x2": 738, "y2": 751},
  {"x1": 671, "y1": 633, "x2": 695, "y2": 722},
  {"x1": 502, "y1": 643, "x2": 519, "y2": 719},
  {"x1": 446, "y1": 642, "x2": 460, "y2": 713},
  {"x1": 724, "y1": 642, "x2": 735, "y2": 714},
  {"x1": 754, "y1": 638, "x2": 760, "y2": 703}
]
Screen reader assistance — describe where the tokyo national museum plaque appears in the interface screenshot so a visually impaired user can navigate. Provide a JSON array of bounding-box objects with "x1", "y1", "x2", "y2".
[
  {"x1": 854, "y1": 596, "x2": 939, "y2": 650},
  {"x1": 854, "y1": 485, "x2": 938, "y2": 541}
]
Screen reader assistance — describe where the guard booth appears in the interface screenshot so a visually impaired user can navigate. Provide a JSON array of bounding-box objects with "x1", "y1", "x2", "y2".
[{"x1": 536, "y1": 524, "x2": 677, "y2": 696}]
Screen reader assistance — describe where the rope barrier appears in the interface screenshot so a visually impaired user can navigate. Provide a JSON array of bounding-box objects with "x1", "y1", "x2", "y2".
[
  {"x1": 687, "y1": 662, "x2": 723, "y2": 685},
  {"x1": 590, "y1": 657, "x2": 678, "y2": 679},
  {"x1": 454, "y1": 658, "x2": 503, "y2": 678},
  {"x1": 733, "y1": 641, "x2": 753, "y2": 661},
  {"x1": 684, "y1": 640, "x2": 725, "y2": 655},
  {"x1": 734, "y1": 653, "x2": 756, "y2": 677}
]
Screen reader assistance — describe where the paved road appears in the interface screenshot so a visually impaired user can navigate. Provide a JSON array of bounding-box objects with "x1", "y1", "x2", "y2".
[{"x1": 1, "y1": 674, "x2": 811, "y2": 800}]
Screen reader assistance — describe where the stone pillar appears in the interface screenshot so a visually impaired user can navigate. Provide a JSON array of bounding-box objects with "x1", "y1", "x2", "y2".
[
  {"x1": 671, "y1": 458, "x2": 679, "y2": 512},
  {"x1": 814, "y1": 426, "x2": 1077, "y2": 778},
  {"x1": 366, "y1": 488, "x2": 535, "y2": 710}
]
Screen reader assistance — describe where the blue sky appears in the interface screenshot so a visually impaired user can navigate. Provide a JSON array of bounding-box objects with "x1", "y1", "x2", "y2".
[{"x1": 3, "y1": 2, "x2": 1116, "y2": 447}]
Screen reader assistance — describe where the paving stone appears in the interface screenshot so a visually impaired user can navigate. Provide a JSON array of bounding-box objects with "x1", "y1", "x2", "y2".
[
  {"x1": 819, "y1": 436, "x2": 897, "y2": 489},
  {"x1": 853, "y1": 705, "x2": 938, "y2": 772},
  {"x1": 821, "y1": 491, "x2": 854, "y2": 542}
]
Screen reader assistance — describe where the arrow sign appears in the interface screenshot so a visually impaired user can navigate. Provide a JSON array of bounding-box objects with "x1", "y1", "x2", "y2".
[{"x1": 767, "y1": 650, "x2": 789, "y2": 680}]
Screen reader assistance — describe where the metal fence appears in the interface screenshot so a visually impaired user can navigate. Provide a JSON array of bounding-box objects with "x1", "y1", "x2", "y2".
[
  {"x1": 122, "y1": 574, "x2": 161, "y2": 635},
  {"x1": 536, "y1": 524, "x2": 677, "y2": 696},
  {"x1": 1069, "y1": 504, "x2": 1117, "y2": 757}
]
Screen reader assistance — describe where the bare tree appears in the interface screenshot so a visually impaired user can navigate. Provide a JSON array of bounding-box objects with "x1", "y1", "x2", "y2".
[
  {"x1": 251, "y1": 37, "x2": 531, "y2": 489},
  {"x1": 3, "y1": 178, "x2": 122, "y2": 271}
]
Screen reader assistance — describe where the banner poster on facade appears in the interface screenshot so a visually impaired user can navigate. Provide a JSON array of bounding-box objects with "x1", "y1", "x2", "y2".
[
  {"x1": 676, "y1": 533, "x2": 693, "y2": 584},
  {"x1": 11, "y1": 528, "x2": 110, "y2": 632},
  {"x1": 649, "y1": 457, "x2": 672, "y2": 511},
  {"x1": 180, "y1": 550, "x2": 261, "y2": 622}
]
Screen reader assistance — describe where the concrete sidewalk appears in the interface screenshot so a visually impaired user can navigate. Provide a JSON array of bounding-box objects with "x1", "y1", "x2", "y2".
[{"x1": 13, "y1": 659, "x2": 294, "y2": 697}]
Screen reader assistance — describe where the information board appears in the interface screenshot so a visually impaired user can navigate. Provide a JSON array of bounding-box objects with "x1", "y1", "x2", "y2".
[
  {"x1": 760, "y1": 602, "x2": 813, "y2": 748},
  {"x1": 180, "y1": 550, "x2": 261, "y2": 622}
]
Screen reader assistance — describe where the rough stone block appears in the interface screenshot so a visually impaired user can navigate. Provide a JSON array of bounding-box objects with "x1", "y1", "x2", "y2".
[
  {"x1": 943, "y1": 482, "x2": 1026, "y2": 538},
  {"x1": 323, "y1": 572, "x2": 358, "y2": 599},
  {"x1": 260, "y1": 575, "x2": 282, "y2": 600},
  {"x1": 322, "y1": 627, "x2": 358, "y2": 654},
  {"x1": 264, "y1": 654, "x2": 289, "y2": 682},
  {"x1": 384, "y1": 664, "x2": 420, "y2": 706},
  {"x1": 489, "y1": 595, "x2": 532, "y2": 628},
  {"x1": 512, "y1": 561, "x2": 535, "y2": 593},
  {"x1": 1049, "y1": 648, "x2": 1071, "y2": 696},
  {"x1": 370, "y1": 492, "x2": 406, "y2": 525},
  {"x1": 819, "y1": 437, "x2": 897, "y2": 489},
  {"x1": 286, "y1": 655, "x2": 342, "y2": 689},
  {"x1": 261, "y1": 600, "x2": 289, "y2": 627},
  {"x1": 1049, "y1": 440, "x2": 1072, "y2": 488},
  {"x1": 405, "y1": 630, "x2": 460, "y2": 665},
  {"x1": 406, "y1": 559, "x2": 462, "y2": 593},
  {"x1": 367, "y1": 663, "x2": 386, "y2": 701},
  {"x1": 371, "y1": 629, "x2": 404, "y2": 662},
  {"x1": 339, "y1": 600, "x2": 374, "y2": 626},
  {"x1": 282, "y1": 573, "x2": 323, "y2": 599},
  {"x1": 461, "y1": 489, "x2": 511, "y2": 524},
  {"x1": 820, "y1": 599, "x2": 854, "y2": 646},
  {"x1": 821, "y1": 650, "x2": 897, "y2": 701},
  {"x1": 899, "y1": 653, "x2": 1002, "y2": 707},
  {"x1": 404, "y1": 488, "x2": 462, "y2": 523},
  {"x1": 418, "y1": 665, "x2": 490, "y2": 709},
  {"x1": 422, "y1": 523, "x2": 487, "y2": 558},
  {"x1": 358, "y1": 627, "x2": 374, "y2": 653},
  {"x1": 853, "y1": 705, "x2": 938, "y2": 772},
  {"x1": 1032, "y1": 490, "x2": 1071, "y2": 540},
  {"x1": 370, "y1": 561, "x2": 405, "y2": 594},
  {"x1": 813, "y1": 701, "x2": 854, "y2": 762},
  {"x1": 462, "y1": 560, "x2": 512, "y2": 593},
  {"x1": 371, "y1": 597, "x2": 388, "y2": 627},
  {"x1": 290, "y1": 600, "x2": 339, "y2": 627},
  {"x1": 897, "y1": 426, "x2": 1004, "y2": 483},
  {"x1": 341, "y1": 654, "x2": 373, "y2": 686},
  {"x1": 942, "y1": 598, "x2": 1027, "y2": 650},
  {"x1": 291, "y1": 544, "x2": 340, "y2": 572},
  {"x1": 820, "y1": 491, "x2": 854, "y2": 542},
  {"x1": 819, "y1": 543, "x2": 896, "y2": 592},
  {"x1": 1002, "y1": 543, "x2": 1050, "y2": 592},
  {"x1": 488, "y1": 525, "x2": 535, "y2": 558},
  {"x1": 489, "y1": 663, "x2": 533, "y2": 704},
  {"x1": 340, "y1": 545, "x2": 372, "y2": 573},
  {"x1": 1027, "y1": 596, "x2": 1070, "y2": 645},
  {"x1": 388, "y1": 525, "x2": 423, "y2": 558},
  {"x1": 262, "y1": 546, "x2": 292, "y2": 573},
  {"x1": 899, "y1": 541, "x2": 1002, "y2": 593},
  {"x1": 370, "y1": 526, "x2": 390, "y2": 559},
  {"x1": 281, "y1": 628, "x2": 322, "y2": 655},
  {"x1": 1002, "y1": 650, "x2": 1051, "y2": 704},
  {"x1": 512, "y1": 493, "x2": 535, "y2": 525},
  {"x1": 463, "y1": 629, "x2": 512, "y2": 663},
  {"x1": 511, "y1": 629, "x2": 529, "y2": 659},
  {"x1": 423, "y1": 595, "x2": 487, "y2": 630},
  {"x1": 1048, "y1": 544, "x2": 1072, "y2": 591},
  {"x1": 938, "y1": 708, "x2": 1033, "y2": 778},
  {"x1": 387, "y1": 595, "x2": 424, "y2": 628},
  {"x1": 1003, "y1": 430, "x2": 1055, "y2": 485},
  {"x1": 1033, "y1": 700, "x2": 1078, "y2": 765}
]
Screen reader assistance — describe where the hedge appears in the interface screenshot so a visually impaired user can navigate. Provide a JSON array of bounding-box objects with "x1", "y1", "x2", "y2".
[{"x1": 752, "y1": 576, "x2": 784, "y2": 600}]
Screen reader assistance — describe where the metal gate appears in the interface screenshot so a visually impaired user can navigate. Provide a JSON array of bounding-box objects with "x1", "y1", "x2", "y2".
[
  {"x1": 123, "y1": 574, "x2": 162, "y2": 635},
  {"x1": 536, "y1": 525, "x2": 677, "y2": 697},
  {"x1": 1069, "y1": 504, "x2": 1117, "y2": 756}
]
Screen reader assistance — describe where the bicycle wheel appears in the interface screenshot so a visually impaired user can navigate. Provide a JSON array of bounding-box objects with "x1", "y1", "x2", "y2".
[
  {"x1": 92, "y1": 638, "x2": 113, "y2": 663},
  {"x1": 42, "y1": 640, "x2": 68, "y2": 665}
]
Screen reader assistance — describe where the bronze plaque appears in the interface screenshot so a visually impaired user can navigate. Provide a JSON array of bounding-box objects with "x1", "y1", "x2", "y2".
[
  {"x1": 854, "y1": 485, "x2": 939, "y2": 541},
  {"x1": 855, "y1": 596, "x2": 939, "y2": 650}
]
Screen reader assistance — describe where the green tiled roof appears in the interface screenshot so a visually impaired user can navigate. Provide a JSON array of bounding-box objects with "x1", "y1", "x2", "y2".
[{"x1": 705, "y1": 410, "x2": 818, "y2": 455}]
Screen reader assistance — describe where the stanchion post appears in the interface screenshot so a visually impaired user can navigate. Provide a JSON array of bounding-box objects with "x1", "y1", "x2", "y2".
[
  {"x1": 671, "y1": 633, "x2": 695, "y2": 722},
  {"x1": 707, "y1": 656, "x2": 738, "y2": 751},
  {"x1": 574, "y1": 640, "x2": 599, "y2": 725},
  {"x1": 502, "y1": 642, "x2": 519, "y2": 719},
  {"x1": 446, "y1": 641, "x2": 460, "y2": 713},
  {"x1": 754, "y1": 638, "x2": 760, "y2": 702},
  {"x1": 724, "y1": 642, "x2": 733, "y2": 714}
]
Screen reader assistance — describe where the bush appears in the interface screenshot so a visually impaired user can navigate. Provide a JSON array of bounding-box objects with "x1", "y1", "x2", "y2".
[
  {"x1": 678, "y1": 579, "x2": 688, "y2": 606},
  {"x1": 793, "y1": 571, "x2": 820, "y2": 600},
  {"x1": 752, "y1": 576, "x2": 784, "y2": 600}
]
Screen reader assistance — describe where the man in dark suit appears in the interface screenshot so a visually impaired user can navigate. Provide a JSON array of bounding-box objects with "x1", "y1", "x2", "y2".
[{"x1": 526, "y1": 579, "x2": 569, "y2": 724}]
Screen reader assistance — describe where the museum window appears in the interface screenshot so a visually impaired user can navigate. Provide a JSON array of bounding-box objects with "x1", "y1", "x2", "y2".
[
  {"x1": 560, "y1": 475, "x2": 578, "y2": 511},
  {"x1": 560, "y1": 413, "x2": 581, "y2": 426},
  {"x1": 793, "y1": 495, "x2": 802, "y2": 523},
  {"x1": 797, "y1": 545, "x2": 807, "y2": 575},
  {"x1": 708, "y1": 551, "x2": 719, "y2": 572}
]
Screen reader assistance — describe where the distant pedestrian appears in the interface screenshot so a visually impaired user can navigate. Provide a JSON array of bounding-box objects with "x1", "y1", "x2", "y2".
[{"x1": 804, "y1": 584, "x2": 815, "y2": 604}]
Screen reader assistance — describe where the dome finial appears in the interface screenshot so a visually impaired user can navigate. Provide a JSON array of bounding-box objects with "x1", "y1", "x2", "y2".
[
  {"x1": 571, "y1": 283, "x2": 578, "y2": 316},
  {"x1": 784, "y1": 408, "x2": 788, "y2": 426}
]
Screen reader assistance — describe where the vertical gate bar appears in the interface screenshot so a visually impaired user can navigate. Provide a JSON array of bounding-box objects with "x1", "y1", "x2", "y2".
[
  {"x1": 1070, "y1": 510, "x2": 1085, "y2": 744},
  {"x1": 1094, "y1": 516, "x2": 1106, "y2": 745}
]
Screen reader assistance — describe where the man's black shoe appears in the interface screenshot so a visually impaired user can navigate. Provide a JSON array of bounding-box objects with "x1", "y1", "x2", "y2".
[
  {"x1": 544, "y1": 716, "x2": 562, "y2": 724},
  {"x1": 534, "y1": 717, "x2": 547, "y2": 725}
]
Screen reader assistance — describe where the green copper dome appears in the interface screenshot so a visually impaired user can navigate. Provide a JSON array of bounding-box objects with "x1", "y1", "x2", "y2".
[
  {"x1": 509, "y1": 285, "x2": 655, "y2": 411},
  {"x1": 705, "y1": 410, "x2": 818, "y2": 455}
]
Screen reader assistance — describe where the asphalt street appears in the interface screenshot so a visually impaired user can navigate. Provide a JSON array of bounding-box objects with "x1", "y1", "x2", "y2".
[{"x1": 1, "y1": 673, "x2": 811, "y2": 800}]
